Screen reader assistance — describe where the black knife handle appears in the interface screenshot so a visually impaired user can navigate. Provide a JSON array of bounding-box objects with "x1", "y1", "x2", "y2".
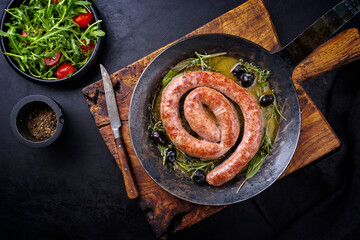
[{"x1": 280, "y1": 0, "x2": 360, "y2": 65}]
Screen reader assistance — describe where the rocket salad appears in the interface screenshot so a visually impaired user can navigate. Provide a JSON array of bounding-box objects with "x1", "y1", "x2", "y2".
[{"x1": 0, "y1": 0, "x2": 105, "y2": 80}]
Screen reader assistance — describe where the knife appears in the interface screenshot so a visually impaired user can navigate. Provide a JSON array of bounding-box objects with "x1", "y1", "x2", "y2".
[{"x1": 100, "y1": 64, "x2": 139, "y2": 199}]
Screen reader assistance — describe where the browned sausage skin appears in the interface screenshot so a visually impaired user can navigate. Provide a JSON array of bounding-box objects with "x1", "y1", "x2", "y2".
[
  {"x1": 184, "y1": 87, "x2": 238, "y2": 144},
  {"x1": 160, "y1": 71, "x2": 262, "y2": 186}
]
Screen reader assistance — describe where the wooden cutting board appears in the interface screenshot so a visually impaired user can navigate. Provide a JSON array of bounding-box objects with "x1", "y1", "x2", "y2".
[{"x1": 82, "y1": 0, "x2": 360, "y2": 238}]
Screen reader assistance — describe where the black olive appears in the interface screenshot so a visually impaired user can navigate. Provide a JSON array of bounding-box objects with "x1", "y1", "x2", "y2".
[
  {"x1": 151, "y1": 130, "x2": 168, "y2": 145},
  {"x1": 240, "y1": 72, "x2": 254, "y2": 87},
  {"x1": 259, "y1": 94, "x2": 275, "y2": 106},
  {"x1": 231, "y1": 64, "x2": 246, "y2": 77},
  {"x1": 165, "y1": 148, "x2": 177, "y2": 164},
  {"x1": 192, "y1": 169, "x2": 206, "y2": 185}
]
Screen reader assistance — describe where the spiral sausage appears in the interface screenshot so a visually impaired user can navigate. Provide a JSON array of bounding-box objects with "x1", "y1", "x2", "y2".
[
  {"x1": 160, "y1": 71, "x2": 262, "y2": 186},
  {"x1": 184, "y1": 87, "x2": 240, "y2": 152}
]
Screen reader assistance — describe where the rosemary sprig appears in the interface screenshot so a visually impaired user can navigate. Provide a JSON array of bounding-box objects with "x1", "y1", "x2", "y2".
[
  {"x1": 162, "y1": 52, "x2": 227, "y2": 87},
  {"x1": 147, "y1": 104, "x2": 165, "y2": 132},
  {"x1": 194, "y1": 51, "x2": 227, "y2": 71},
  {"x1": 238, "y1": 59, "x2": 271, "y2": 92},
  {"x1": 273, "y1": 101, "x2": 286, "y2": 121},
  {"x1": 159, "y1": 145, "x2": 168, "y2": 165},
  {"x1": 262, "y1": 134, "x2": 273, "y2": 154},
  {"x1": 175, "y1": 157, "x2": 222, "y2": 176},
  {"x1": 194, "y1": 52, "x2": 207, "y2": 71}
]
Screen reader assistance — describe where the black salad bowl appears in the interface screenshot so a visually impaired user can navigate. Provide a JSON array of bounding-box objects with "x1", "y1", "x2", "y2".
[{"x1": 0, "y1": 0, "x2": 104, "y2": 85}]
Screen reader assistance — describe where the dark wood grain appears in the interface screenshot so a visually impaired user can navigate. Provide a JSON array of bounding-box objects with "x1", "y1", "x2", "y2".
[{"x1": 81, "y1": 0, "x2": 360, "y2": 238}]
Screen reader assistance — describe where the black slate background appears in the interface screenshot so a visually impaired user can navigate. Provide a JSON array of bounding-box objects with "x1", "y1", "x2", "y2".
[{"x1": 0, "y1": 0, "x2": 359, "y2": 239}]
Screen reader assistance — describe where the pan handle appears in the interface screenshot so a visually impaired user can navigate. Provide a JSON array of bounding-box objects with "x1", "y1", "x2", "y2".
[
  {"x1": 292, "y1": 28, "x2": 360, "y2": 83},
  {"x1": 280, "y1": 0, "x2": 360, "y2": 65}
]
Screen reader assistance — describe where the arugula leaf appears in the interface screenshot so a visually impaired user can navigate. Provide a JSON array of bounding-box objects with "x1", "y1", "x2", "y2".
[{"x1": 0, "y1": 30, "x2": 10, "y2": 37}]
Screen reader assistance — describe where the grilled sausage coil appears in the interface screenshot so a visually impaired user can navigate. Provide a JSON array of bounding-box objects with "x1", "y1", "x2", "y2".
[{"x1": 160, "y1": 71, "x2": 262, "y2": 186}]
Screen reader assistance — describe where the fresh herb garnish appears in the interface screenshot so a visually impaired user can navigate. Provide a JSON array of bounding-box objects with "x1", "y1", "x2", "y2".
[
  {"x1": 176, "y1": 158, "x2": 220, "y2": 176},
  {"x1": 239, "y1": 59, "x2": 271, "y2": 91},
  {"x1": 235, "y1": 60, "x2": 286, "y2": 193},
  {"x1": 0, "y1": 0, "x2": 105, "y2": 80},
  {"x1": 162, "y1": 52, "x2": 226, "y2": 87},
  {"x1": 148, "y1": 105, "x2": 222, "y2": 176},
  {"x1": 148, "y1": 104, "x2": 165, "y2": 132},
  {"x1": 236, "y1": 152, "x2": 265, "y2": 193},
  {"x1": 274, "y1": 101, "x2": 286, "y2": 121}
]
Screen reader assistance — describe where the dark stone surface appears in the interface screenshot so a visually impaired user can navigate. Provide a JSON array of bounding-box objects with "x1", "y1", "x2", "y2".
[{"x1": 0, "y1": 0, "x2": 359, "y2": 239}]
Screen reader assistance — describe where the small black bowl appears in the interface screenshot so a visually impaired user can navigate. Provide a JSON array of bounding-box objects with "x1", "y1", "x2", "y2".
[
  {"x1": 0, "y1": 0, "x2": 104, "y2": 85},
  {"x1": 10, "y1": 95, "x2": 65, "y2": 148}
]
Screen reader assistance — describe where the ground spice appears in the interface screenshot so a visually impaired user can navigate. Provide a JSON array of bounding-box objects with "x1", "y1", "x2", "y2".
[{"x1": 26, "y1": 106, "x2": 57, "y2": 141}]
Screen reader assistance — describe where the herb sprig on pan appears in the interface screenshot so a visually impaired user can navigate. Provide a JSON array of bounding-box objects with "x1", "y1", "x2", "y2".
[
  {"x1": 0, "y1": 0, "x2": 105, "y2": 79},
  {"x1": 239, "y1": 59, "x2": 271, "y2": 90},
  {"x1": 162, "y1": 52, "x2": 227, "y2": 87},
  {"x1": 235, "y1": 60, "x2": 286, "y2": 193},
  {"x1": 148, "y1": 104, "x2": 221, "y2": 176}
]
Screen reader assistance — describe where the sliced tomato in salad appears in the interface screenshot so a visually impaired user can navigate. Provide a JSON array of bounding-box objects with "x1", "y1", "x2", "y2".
[
  {"x1": 73, "y1": 12, "x2": 93, "y2": 29},
  {"x1": 44, "y1": 52, "x2": 61, "y2": 66},
  {"x1": 56, "y1": 63, "x2": 76, "y2": 79},
  {"x1": 21, "y1": 27, "x2": 42, "y2": 37},
  {"x1": 79, "y1": 40, "x2": 95, "y2": 56},
  {"x1": 21, "y1": 29, "x2": 27, "y2": 36}
]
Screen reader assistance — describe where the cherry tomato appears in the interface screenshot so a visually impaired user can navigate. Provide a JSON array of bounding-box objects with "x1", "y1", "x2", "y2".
[
  {"x1": 56, "y1": 63, "x2": 76, "y2": 79},
  {"x1": 79, "y1": 40, "x2": 95, "y2": 56},
  {"x1": 21, "y1": 29, "x2": 27, "y2": 37},
  {"x1": 52, "y1": 0, "x2": 59, "y2": 3},
  {"x1": 44, "y1": 52, "x2": 61, "y2": 66},
  {"x1": 73, "y1": 12, "x2": 93, "y2": 29},
  {"x1": 21, "y1": 27, "x2": 41, "y2": 37}
]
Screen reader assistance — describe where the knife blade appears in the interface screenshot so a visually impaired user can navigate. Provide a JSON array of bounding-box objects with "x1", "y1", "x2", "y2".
[{"x1": 100, "y1": 64, "x2": 139, "y2": 199}]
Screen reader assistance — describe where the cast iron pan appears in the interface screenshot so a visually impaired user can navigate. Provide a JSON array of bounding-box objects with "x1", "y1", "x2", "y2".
[{"x1": 129, "y1": 0, "x2": 360, "y2": 205}]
